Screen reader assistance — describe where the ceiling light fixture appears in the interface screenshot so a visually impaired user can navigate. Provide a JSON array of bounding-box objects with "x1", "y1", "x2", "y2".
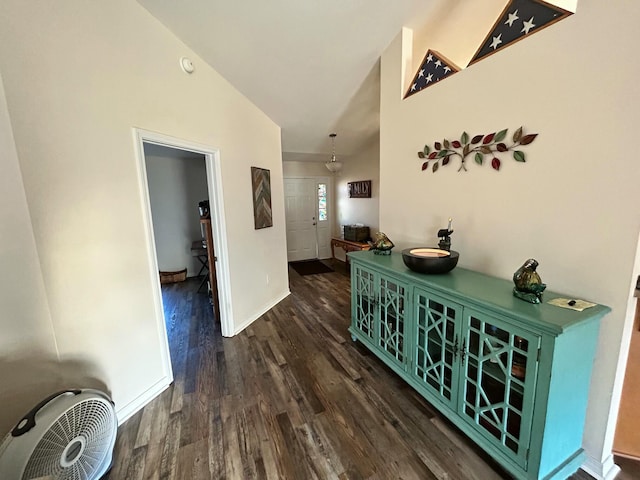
[{"x1": 325, "y1": 133, "x2": 343, "y2": 173}]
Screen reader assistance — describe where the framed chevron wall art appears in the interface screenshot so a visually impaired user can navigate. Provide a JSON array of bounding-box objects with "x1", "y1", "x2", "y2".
[{"x1": 251, "y1": 167, "x2": 273, "y2": 229}]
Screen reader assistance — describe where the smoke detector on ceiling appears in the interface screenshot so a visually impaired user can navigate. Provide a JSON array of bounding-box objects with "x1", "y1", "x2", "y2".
[{"x1": 180, "y1": 57, "x2": 195, "y2": 74}]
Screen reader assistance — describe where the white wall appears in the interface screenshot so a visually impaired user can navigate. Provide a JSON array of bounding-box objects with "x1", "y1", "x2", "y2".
[
  {"x1": 0, "y1": 76, "x2": 109, "y2": 436},
  {"x1": 283, "y1": 160, "x2": 333, "y2": 178},
  {"x1": 411, "y1": 0, "x2": 506, "y2": 71},
  {"x1": 0, "y1": 75, "x2": 56, "y2": 361},
  {"x1": 334, "y1": 138, "x2": 380, "y2": 261},
  {"x1": 380, "y1": 2, "x2": 640, "y2": 476},
  {"x1": 0, "y1": 0, "x2": 289, "y2": 422},
  {"x1": 144, "y1": 146, "x2": 208, "y2": 276},
  {"x1": 336, "y1": 138, "x2": 380, "y2": 235}
]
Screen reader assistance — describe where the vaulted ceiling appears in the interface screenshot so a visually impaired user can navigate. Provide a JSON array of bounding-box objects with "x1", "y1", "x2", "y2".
[{"x1": 137, "y1": 0, "x2": 443, "y2": 161}]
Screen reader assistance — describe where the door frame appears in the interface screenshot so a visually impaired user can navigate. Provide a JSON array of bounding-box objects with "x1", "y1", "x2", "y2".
[
  {"x1": 133, "y1": 128, "x2": 234, "y2": 382},
  {"x1": 283, "y1": 175, "x2": 332, "y2": 260}
]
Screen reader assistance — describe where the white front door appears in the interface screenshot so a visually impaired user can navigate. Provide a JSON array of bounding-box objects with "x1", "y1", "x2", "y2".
[{"x1": 284, "y1": 177, "x2": 331, "y2": 262}]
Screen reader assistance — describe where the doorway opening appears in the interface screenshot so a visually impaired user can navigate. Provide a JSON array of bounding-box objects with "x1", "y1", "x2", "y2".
[{"x1": 133, "y1": 129, "x2": 233, "y2": 383}]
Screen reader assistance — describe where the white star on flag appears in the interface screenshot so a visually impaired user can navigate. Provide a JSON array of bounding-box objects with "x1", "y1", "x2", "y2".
[
  {"x1": 443, "y1": 65, "x2": 451, "y2": 74},
  {"x1": 426, "y1": 54, "x2": 433, "y2": 62},
  {"x1": 522, "y1": 17, "x2": 536, "y2": 34},
  {"x1": 426, "y1": 73, "x2": 433, "y2": 83},
  {"x1": 411, "y1": 83, "x2": 417, "y2": 91},
  {"x1": 490, "y1": 34, "x2": 503, "y2": 50},
  {"x1": 434, "y1": 59, "x2": 442, "y2": 68},
  {"x1": 418, "y1": 69, "x2": 424, "y2": 77},
  {"x1": 505, "y1": 9, "x2": 519, "y2": 27}
]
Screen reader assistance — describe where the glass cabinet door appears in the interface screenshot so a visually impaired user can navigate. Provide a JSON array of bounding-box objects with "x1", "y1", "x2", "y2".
[
  {"x1": 352, "y1": 264, "x2": 376, "y2": 342},
  {"x1": 411, "y1": 289, "x2": 461, "y2": 410},
  {"x1": 459, "y1": 309, "x2": 540, "y2": 467},
  {"x1": 376, "y1": 274, "x2": 408, "y2": 368}
]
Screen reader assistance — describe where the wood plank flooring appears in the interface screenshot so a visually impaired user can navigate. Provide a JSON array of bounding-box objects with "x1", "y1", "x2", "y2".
[{"x1": 105, "y1": 260, "x2": 633, "y2": 480}]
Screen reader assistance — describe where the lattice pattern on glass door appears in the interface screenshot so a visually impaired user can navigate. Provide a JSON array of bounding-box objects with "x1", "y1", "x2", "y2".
[
  {"x1": 377, "y1": 277, "x2": 405, "y2": 363},
  {"x1": 414, "y1": 295, "x2": 457, "y2": 402},
  {"x1": 462, "y1": 315, "x2": 534, "y2": 457},
  {"x1": 353, "y1": 266, "x2": 375, "y2": 340}
]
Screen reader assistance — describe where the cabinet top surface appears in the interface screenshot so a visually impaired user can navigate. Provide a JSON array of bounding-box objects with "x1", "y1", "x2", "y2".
[{"x1": 348, "y1": 251, "x2": 610, "y2": 334}]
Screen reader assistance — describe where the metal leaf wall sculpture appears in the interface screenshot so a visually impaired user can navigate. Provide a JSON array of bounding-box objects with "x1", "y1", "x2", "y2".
[{"x1": 417, "y1": 127, "x2": 537, "y2": 173}]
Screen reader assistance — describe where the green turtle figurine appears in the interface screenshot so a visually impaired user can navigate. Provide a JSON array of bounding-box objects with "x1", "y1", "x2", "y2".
[{"x1": 369, "y1": 232, "x2": 394, "y2": 255}]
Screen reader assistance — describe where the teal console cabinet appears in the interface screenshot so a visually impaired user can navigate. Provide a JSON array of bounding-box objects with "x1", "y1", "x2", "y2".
[
  {"x1": 351, "y1": 261, "x2": 409, "y2": 370},
  {"x1": 348, "y1": 251, "x2": 610, "y2": 480}
]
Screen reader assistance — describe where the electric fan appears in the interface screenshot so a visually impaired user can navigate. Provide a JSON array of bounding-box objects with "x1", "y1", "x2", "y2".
[{"x1": 0, "y1": 389, "x2": 117, "y2": 480}]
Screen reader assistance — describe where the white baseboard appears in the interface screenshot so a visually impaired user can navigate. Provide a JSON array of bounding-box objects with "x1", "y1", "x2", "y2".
[
  {"x1": 233, "y1": 289, "x2": 291, "y2": 335},
  {"x1": 581, "y1": 453, "x2": 621, "y2": 480},
  {"x1": 115, "y1": 375, "x2": 172, "y2": 425}
]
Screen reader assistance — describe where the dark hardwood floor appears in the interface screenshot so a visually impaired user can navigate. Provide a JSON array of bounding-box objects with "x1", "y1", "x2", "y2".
[{"x1": 105, "y1": 259, "x2": 636, "y2": 479}]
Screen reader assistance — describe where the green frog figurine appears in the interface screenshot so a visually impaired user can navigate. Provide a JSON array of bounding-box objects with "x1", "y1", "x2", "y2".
[
  {"x1": 513, "y1": 258, "x2": 547, "y2": 304},
  {"x1": 369, "y1": 232, "x2": 394, "y2": 255}
]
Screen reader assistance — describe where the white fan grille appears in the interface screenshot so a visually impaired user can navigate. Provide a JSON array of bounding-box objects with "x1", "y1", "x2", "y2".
[{"x1": 22, "y1": 398, "x2": 116, "y2": 480}]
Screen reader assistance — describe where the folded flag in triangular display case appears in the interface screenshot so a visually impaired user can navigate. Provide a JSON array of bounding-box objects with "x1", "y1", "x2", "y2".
[
  {"x1": 404, "y1": 50, "x2": 460, "y2": 99},
  {"x1": 469, "y1": 0, "x2": 572, "y2": 65}
]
